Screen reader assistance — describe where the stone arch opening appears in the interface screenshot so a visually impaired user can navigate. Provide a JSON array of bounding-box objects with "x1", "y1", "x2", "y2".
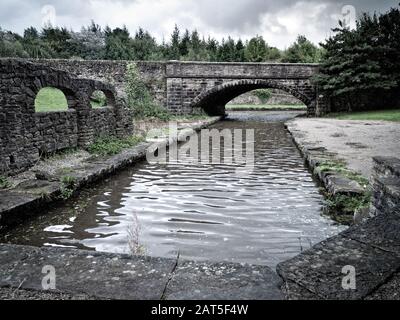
[
  {"x1": 34, "y1": 87, "x2": 68, "y2": 112},
  {"x1": 89, "y1": 89, "x2": 116, "y2": 109},
  {"x1": 191, "y1": 80, "x2": 313, "y2": 116}
]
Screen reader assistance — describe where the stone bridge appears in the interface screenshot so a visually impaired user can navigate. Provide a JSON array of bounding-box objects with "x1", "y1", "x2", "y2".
[
  {"x1": 32, "y1": 60, "x2": 325, "y2": 117},
  {"x1": 165, "y1": 62, "x2": 324, "y2": 116}
]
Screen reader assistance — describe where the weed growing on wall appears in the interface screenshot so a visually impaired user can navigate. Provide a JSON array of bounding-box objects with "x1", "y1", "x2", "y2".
[
  {"x1": 60, "y1": 175, "x2": 77, "y2": 200},
  {"x1": 0, "y1": 175, "x2": 11, "y2": 189},
  {"x1": 126, "y1": 63, "x2": 171, "y2": 121}
]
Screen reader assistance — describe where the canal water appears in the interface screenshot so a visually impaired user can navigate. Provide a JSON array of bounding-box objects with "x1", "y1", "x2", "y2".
[{"x1": 1, "y1": 111, "x2": 346, "y2": 269}]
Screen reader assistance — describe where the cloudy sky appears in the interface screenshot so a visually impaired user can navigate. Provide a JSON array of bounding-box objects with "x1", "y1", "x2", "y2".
[{"x1": 0, "y1": 0, "x2": 397, "y2": 48}]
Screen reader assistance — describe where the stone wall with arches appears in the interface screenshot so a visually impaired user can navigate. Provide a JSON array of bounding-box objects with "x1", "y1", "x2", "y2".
[{"x1": 0, "y1": 59, "x2": 132, "y2": 175}]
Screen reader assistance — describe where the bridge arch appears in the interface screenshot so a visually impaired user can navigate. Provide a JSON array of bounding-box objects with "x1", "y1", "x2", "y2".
[{"x1": 190, "y1": 79, "x2": 313, "y2": 116}]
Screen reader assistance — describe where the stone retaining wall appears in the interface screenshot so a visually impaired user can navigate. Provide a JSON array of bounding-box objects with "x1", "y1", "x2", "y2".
[{"x1": 371, "y1": 157, "x2": 400, "y2": 216}]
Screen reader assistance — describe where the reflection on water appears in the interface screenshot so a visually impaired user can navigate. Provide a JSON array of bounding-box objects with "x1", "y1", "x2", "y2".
[{"x1": 1, "y1": 111, "x2": 346, "y2": 268}]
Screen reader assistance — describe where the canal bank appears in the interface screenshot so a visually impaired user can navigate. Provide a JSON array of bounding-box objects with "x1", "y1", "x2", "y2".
[
  {"x1": 1, "y1": 111, "x2": 344, "y2": 268},
  {"x1": 1, "y1": 111, "x2": 399, "y2": 300},
  {"x1": 0, "y1": 110, "x2": 343, "y2": 300},
  {"x1": 0, "y1": 117, "x2": 221, "y2": 230},
  {"x1": 280, "y1": 117, "x2": 400, "y2": 299}
]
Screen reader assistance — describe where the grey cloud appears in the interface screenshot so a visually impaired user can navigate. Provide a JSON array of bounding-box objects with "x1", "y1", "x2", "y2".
[{"x1": 0, "y1": 0, "x2": 397, "y2": 48}]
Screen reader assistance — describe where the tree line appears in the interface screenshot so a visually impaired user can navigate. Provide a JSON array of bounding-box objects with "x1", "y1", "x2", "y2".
[
  {"x1": 0, "y1": 22, "x2": 322, "y2": 63},
  {"x1": 316, "y1": 4, "x2": 400, "y2": 111}
]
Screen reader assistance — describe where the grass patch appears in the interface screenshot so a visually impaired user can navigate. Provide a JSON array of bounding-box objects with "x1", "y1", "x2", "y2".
[
  {"x1": 328, "y1": 109, "x2": 400, "y2": 122},
  {"x1": 35, "y1": 87, "x2": 109, "y2": 112},
  {"x1": 325, "y1": 192, "x2": 372, "y2": 225},
  {"x1": 0, "y1": 175, "x2": 11, "y2": 189},
  {"x1": 88, "y1": 135, "x2": 144, "y2": 156},
  {"x1": 35, "y1": 87, "x2": 68, "y2": 112},
  {"x1": 317, "y1": 160, "x2": 370, "y2": 188},
  {"x1": 226, "y1": 104, "x2": 307, "y2": 110}
]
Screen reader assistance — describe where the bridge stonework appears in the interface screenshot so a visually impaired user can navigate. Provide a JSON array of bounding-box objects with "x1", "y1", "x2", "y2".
[
  {"x1": 164, "y1": 62, "x2": 325, "y2": 116},
  {"x1": 30, "y1": 60, "x2": 326, "y2": 117}
]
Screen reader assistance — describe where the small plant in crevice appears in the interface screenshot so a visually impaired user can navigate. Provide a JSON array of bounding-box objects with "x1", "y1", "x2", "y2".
[
  {"x1": 127, "y1": 213, "x2": 146, "y2": 256},
  {"x1": 60, "y1": 175, "x2": 77, "y2": 200},
  {"x1": 316, "y1": 159, "x2": 372, "y2": 225},
  {"x1": 324, "y1": 191, "x2": 372, "y2": 225},
  {"x1": 317, "y1": 160, "x2": 370, "y2": 188},
  {"x1": 0, "y1": 175, "x2": 11, "y2": 189}
]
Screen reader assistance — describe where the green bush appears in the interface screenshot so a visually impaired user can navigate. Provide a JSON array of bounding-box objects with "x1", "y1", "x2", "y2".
[
  {"x1": 253, "y1": 89, "x2": 272, "y2": 104},
  {"x1": 88, "y1": 135, "x2": 144, "y2": 156},
  {"x1": 0, "y1": 175, "x2": 11, "y2": 189},
  {"x1": 60, "y1": 175, "x2": 77, "y2": 200},
  {"x1": 126, "y1": 63, "x2": 171, "y2": 121},
  {"x1": 90, "y1": 90, "x2": 107, "y2": 108}
]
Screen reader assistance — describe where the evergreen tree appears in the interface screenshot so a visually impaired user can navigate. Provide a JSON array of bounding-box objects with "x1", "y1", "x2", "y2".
[
  {"x1": 283, "y1": 35, "x2": 320, "y2": 63},
  {"x1": 168, "y1": 24, "x2": 181, "y2": 60},
  {"x1": 244, "y1": 36, "x2": 267, "y2": 62},
  {"x1": 104, "y1": 26, "x2": 133, "y2": 60},
  {"x1": 315, "y1": 6, "x2": 400, "y2": 111}
]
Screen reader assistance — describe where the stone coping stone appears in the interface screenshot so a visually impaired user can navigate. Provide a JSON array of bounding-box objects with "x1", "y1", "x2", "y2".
[
  {"x1": 0, "y1": 244, "x2": 176, "y2": 300},
  {"x1": 277, "y1": 213, "x2": 400, "y2": 300},
  {"x1": 165, "y1": 260, "x2": 283, "y2": 300},
  {"x1": 0, "y1": 244, "x2": 282, "y2": 300},
  {"x1": 325, "y1": 175, "x2": 365, "y2": 196},
  {"x1": 341, "y1": 212, "x2": 400, "y2": 254}
]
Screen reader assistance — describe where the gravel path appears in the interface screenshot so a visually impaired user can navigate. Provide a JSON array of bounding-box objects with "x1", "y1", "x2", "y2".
[{"x1": 286, "y1": 118, "x2": 400, "y2": 178}]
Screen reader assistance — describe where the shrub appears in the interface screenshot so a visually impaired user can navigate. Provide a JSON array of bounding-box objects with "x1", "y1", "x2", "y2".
[
  {"x1": 126, "y1": 63, "x2": 171, "y2": 121},
  {"x1": 0, "y1": 175, "x2": 11, "y2": 189},
  {"x1": 253, "y1": 89, "x2": 272, "y2": 104},
  {"x1": 60, "y1": 175, "x2": 77, "y2": 200}
]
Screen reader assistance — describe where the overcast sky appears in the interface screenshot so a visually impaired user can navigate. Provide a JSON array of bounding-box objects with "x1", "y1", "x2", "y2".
[{"x1": 0, "y1": 0, "x2": 397, "y2": 48}]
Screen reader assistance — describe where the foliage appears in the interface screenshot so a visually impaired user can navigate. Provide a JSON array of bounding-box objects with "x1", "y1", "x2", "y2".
[
  {"x1": 90, "y1": 90, "x2": 107, "y2": 108},
  {"x1": 282, "y1": 35, "x2": 322, "y2": 63},
  {"x1": 1, "y1": 24, "x2": 321, "y2": 63},
  {"x1": 60, "y1": 175, "x2": 77, "y2": 200},
  {"x1": 325, "y1": 193, "x2": 371, "y2": 225},
  {"x1": 315, "y1": 5, "x2": 400, "y2": 111},
  {"x1": 0, "y1": 175, "x2": 11, "y2": 189},
  {"x1": 126, "y1": 63, "x2": 171, "y2": 120},
  {"x1": 253, "y1": 89, "x2": 272, "y2": 103},
  {"x1": 316, "y1": 159, "x2": 371, "y2": 224},
  {"x1": 244, "y1": 36, "x2": 268, "y2": 62},
  {"x1": 88, "y1": 135, "x2": 144, "y2": 156}
]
